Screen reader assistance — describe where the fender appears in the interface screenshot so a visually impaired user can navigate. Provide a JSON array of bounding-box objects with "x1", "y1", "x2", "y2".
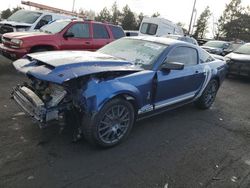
[{"x1": 80, "y1": 78, "x2": 143, "y2": 113}]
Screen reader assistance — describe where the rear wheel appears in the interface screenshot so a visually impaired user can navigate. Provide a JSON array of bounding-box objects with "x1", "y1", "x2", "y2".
[
  {"x1": 195, "y1": 79, "x2": 219, "y2": 109},
  {"x1": 83, "y1": 98, "x2": 135, "y2": 147}
]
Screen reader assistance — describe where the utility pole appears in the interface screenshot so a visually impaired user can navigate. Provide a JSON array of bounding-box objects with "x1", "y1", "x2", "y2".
[
  {"x1": 188, "y1": 0, "x2": 197, "y2": 35},
  {"x1": 72, "y1": 0, "x2": 76, "y2": 12},
  {"x1": 191, "y1": 9, "x2": 197, "y2": 35}
]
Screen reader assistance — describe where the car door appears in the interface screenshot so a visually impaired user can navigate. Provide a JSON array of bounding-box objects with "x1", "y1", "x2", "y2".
[
  {"x1": 34, "y1": 15, "x2": 52, "y2": 30},
  {"x1": 92, "y1": 23, "x2": 112, "y2": 50},
  {"x1": 61, "y1": 22, "x2": 93, "y2": 51},
  {"x1": 154, "y1": 46, "x2": 206, "y2": 108}
]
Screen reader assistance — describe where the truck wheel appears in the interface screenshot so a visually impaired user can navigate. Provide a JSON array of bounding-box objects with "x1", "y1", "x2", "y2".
[
  {"x1": 83, "y1": 98, "x2": 135, "y2": 148},
  {"x1": 195, "y1": 79, "x2": 219, "y2": 109}
]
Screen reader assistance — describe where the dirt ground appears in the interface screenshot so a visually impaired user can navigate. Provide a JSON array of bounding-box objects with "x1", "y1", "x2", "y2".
[{"x1": 0, "y1": 55, "x2": 250, "y2": 188}]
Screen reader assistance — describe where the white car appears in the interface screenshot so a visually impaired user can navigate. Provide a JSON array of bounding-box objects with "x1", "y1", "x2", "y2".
[{"x1": 0, "y1": 10, "x2": 73, "y2": 40}]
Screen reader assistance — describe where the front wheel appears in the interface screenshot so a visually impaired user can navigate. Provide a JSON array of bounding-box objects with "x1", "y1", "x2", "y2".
[
  {"x1": 83, "y1": 98, "x2": 135, "y2": 147},
  {"x1": 195, "y1": 79, "x2": 219, "y2": 109}
]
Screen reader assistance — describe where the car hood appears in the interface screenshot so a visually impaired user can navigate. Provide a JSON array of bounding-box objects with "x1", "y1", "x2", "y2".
[
  {"x1": 13, "y1": 51, "x2": 142, "y2": 84},
  {"x1": 3, "y1": 31, "x2": 50, "y2": 39},
  {"x1": 201, "y1": 46, "x2": 220, "y2": 51},
  {"x1": 226, "y1": 52, "x2": 250, "y2": 62},
  {"x1": 0, "y1": 20, "x2": 32, "y2": 27}
]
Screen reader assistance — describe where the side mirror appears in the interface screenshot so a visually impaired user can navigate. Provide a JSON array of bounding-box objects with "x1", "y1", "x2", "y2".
[
  {"x1": 161, "y1": 61, "x2": 184, "y2": 71},
  {"x1": 64, "y1": 32, "x2": 74, "y2": 38}
]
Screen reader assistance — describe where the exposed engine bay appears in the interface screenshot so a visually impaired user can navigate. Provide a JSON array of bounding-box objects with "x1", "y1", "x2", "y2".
[{"x1": 12, "y1": 77, "x2": 69, "y2": 125}]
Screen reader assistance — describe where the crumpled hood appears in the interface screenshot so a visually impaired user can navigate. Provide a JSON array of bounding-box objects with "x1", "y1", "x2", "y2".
[
  {"x1": 0, "y1": 20, "x2": 32, "y2": 27},
  {"x1": 226, "y1": 52, "x2": 250, "y2": 62},
  {"x1": 13, "y1": 51, "x2": 142, "y2": 84},
  {"x1": 3, "y1": 31, "x2": 50, "y2": 39}
]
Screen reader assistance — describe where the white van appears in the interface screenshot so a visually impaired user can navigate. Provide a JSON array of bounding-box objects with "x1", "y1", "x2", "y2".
[
  {"x1": 0, "y1": 9, "x2": 73, "y2": 39},
  {"x1": 139, "y1": 17, "x2": 184, "y2": 37}
]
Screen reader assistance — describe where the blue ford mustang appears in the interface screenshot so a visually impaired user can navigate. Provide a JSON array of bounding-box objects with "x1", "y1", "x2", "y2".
[{"x1": 12, "y1": 36, "x2": 227, "y2": 147}]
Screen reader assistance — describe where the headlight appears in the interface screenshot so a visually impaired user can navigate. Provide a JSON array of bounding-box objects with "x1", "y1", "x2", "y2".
[{"x1": 10, "y1": 38, "x2": 23, "y2": 48}]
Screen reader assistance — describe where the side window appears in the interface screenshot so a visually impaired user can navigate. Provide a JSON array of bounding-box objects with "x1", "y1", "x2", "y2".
[
  {"x1": 67, "y1": 23, "x2": 90, "y2": 38},
  {"x1": 200, "y1": 49, "x2": 215, "y2": 63},
  {"x1": 110, "y1": 26, "x2": 125, "y2": 39},
  {"x1": 35, "y1": 15, "x2": 52, "y2": 29},
  {"x1": 93, "y1": 24, "x2": 110, "y2": 39},
  {"x1": 167, "y1": 46, "x2": 198, "y2": 66},
  {"x1": 140, "y1": 23, "x2": 158, "y2": 35}
]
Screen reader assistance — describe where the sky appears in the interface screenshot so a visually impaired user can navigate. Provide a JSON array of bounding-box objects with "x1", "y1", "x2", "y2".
[{"x1": 1, "y1": 0, "x2": 250, "y2": 37}]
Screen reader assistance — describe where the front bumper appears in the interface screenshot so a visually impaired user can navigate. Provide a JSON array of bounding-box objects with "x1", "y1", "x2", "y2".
[
  {"x1": 227, "y1": 61, "x2": 250, "y2": 77},
  {"x1": 12, "y1": 85, "x2": 61, "y2": 124},
  {"x1": 0, "y1": 44, "x2": 28, "y2": 60}
]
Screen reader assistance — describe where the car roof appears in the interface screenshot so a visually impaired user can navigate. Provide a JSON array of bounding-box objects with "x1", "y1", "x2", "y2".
[{"x1": 128, "y1": 36, "x2": 189, "y2": 46}]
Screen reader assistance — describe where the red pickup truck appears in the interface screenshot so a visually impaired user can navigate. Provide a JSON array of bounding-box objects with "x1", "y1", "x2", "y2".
[{"x1": 0, "y1": 19, "x2": 125, "y2": 59}]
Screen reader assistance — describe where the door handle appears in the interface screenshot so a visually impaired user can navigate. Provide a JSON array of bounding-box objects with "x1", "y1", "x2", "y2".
[{"x1": 85, "y1": 42, "x2": 91, "y2": 45}]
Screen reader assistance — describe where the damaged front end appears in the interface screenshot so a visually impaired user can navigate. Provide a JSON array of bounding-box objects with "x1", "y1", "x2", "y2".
[{"x1": 12, "y1": 78, "x2": 70, "y2": 127}]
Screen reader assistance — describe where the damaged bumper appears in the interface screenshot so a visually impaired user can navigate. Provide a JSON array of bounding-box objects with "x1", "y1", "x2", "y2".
[{"x1": 12, "y1": 85, "x2": 63, "y2": 124}]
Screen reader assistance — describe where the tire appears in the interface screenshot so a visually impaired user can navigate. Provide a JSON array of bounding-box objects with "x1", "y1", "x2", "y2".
[
  {"x1": 195, "y1": 79, "x2": 219, "y2": 109},
  {"x1": 82, "y1": 98, "x2": 135, "y2": 148}
]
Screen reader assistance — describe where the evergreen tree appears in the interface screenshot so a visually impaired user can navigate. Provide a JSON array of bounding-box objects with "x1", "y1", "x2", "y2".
[
  {"x1": 217, "y1": 0, "x2": 246, "y2": 40},
  {"x1": 193, "y1": 6, "x2": 211, "y2": 39},
  {"x1": 151, "y1": 12, "x2": 160, "y2": 17},
  {"x1": 121, "y1": 5, "x2": 137, "y2": 30},
  {"x1": 111, "y1": 1, "x2": 121, "y2": 24},
  {"x1": 95, "y1": 7, "x2": 112, "y2": 22}
]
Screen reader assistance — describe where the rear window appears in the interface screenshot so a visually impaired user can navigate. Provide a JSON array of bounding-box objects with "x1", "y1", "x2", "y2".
[
  {"x1": 93, "y1": 24, "x2": 110, "y2": 39},
  {"x1": 110, "y1": 26, "x2": 125, "y2": 39},
  {"x1": 140, "y1": 23, "x2": 158, "y2": 35}
]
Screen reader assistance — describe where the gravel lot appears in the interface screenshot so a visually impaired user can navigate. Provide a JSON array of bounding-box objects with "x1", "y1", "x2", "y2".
[{"x1": 0, "y1": 55, "x2": 250, "y2": 188}]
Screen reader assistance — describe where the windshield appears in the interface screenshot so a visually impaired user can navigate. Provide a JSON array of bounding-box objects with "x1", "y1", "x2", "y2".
[
  {"x1": 204, "y1": 41, "x2": 227, "y2": 49},
  {"x1": 40, "y1": 20, "x2": 70, "y2": 34},
  {"x1": 7, "y1": 10, "x2": 42, "y2": 24},
  {"x1": 234, "y1": 44, "x2": 250, "y2": 55},
  {"x1": 98, "y1": 38, "x2": 167, "y2": 69}
]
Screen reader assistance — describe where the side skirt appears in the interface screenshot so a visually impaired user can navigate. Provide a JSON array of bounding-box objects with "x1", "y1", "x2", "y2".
[{"x1": 137, "y1": 98, "x2": 195, "y2": 121}]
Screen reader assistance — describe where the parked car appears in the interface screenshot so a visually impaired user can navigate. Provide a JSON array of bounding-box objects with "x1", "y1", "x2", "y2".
[
  {"x1": 124, "y1": 30, "x2": 139, "y2": 37},
  {"x1": 163, "y1": 35, "x2": 224, "y2": 61},
  {"x1": 223, "y1": 41, "x2": 244, "y2": 55},
  {"x1": 201, "y1": 40, "x2": 231, "y2": 56},
  {"x1": 225, "y1": 43, "x2": 250, "y2": 77},
  {"x1": 0, "y1": 9, "x2": 73, "y2": 41},
  {"x1": 164, "y1": 34, "x2": 198, "y2": 45},
  {"x1": 0, "y1": 19, "x2": 125, "y2": 60},
  {"x1": 12, "y1": 36, "x2": 227, "y2": 147},
  {"x1": 139, "y1": 17, "x2": 184, "y2": 37},
  {"x1": 197, "y1": 38, "x2": 209, "y2": 46}
]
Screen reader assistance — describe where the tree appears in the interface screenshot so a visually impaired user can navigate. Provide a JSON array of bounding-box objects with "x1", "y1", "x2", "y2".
[
  {"x1": 1, "y1": 8, "x2": 12, "y2": 19},
  {"x1": 121, "y1": 5, "x2": 137, "y2": 30},
  {"x1": 95, "y1": 7, "x2": 112, "y2": 22},
  {"x1": 176, "y1": 22, "x2": 188, "y2": 35},
  {"x1": 136, "y1": 12, "x2": 144, "y2": 29},
  {"x1": 217, "y1": 0, "x2": 246, "y2": 40},
  {"x1": 193, "y1": 6, "x2": 211, "y2": 39},
  {"x1": 79, "y1": 8, "x2": 95, "y2": 20},
  {"x1": 1, "y1": 7, "x2": 22, "y2": 19},
  {"x1": 151, "y1": 12, "x2": 160, "y2": 17},
  {"x1": 111, "y1": 1, "x2": 121, "y2": 24}
]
